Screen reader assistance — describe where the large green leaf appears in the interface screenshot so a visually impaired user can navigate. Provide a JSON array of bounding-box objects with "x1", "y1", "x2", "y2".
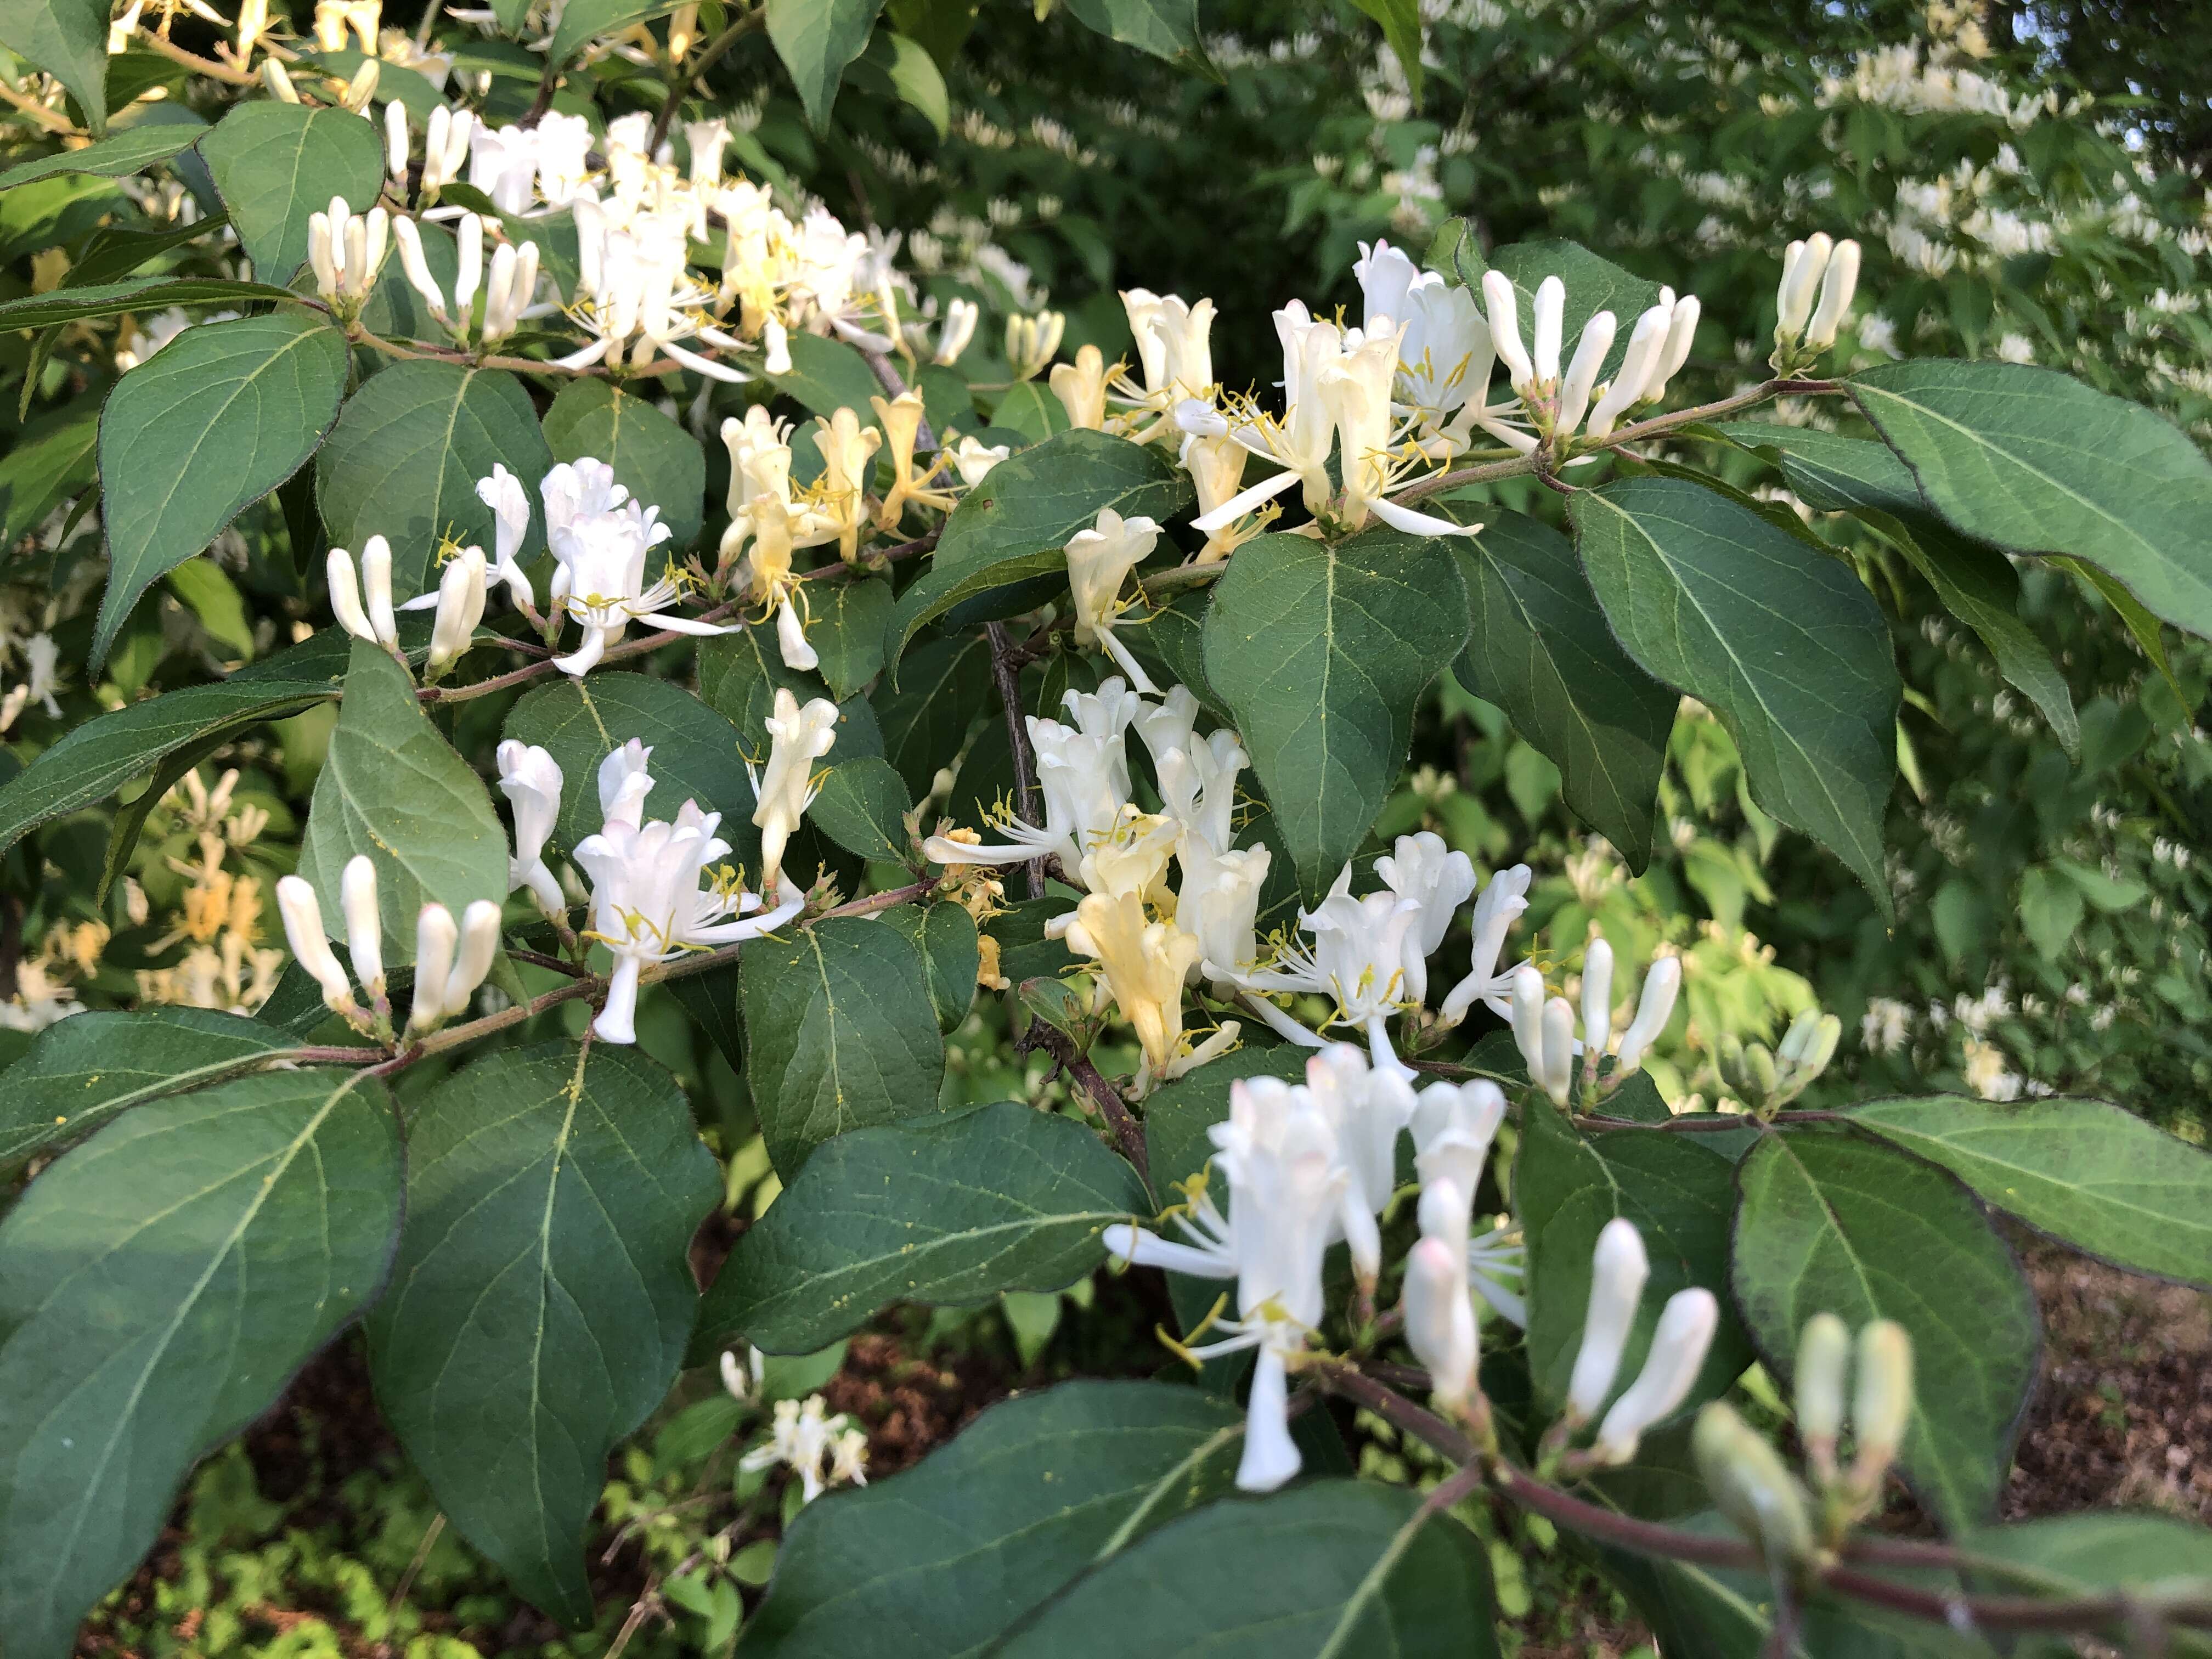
[
  {"x1": 1568, "y1": 478, "x2": 1899, "y2": 913},
  {"x1": 315, "y1": 359, "x2": 553, "y2": 599},
  {"x1": 1850, "y1": 360, "x2": 2212, "y2": 641},
  {"x1": 545, "y1": 0, "x2": 685, "y2": 61},
  {"x1": 94, "y1": 312, "x2": 350, "y2": 668},
  {"x1": 1516, "y1": 1105, "x2": 1748, "y2": 1420},
  {"x1": 296, "y1": 640, "x2": 509, "y2": 964},
  {"x1": 503, "y1": 673, "x2": 757, "y2": 858},
  {"x1": 740, "y1": 913, "x2": 948, "y2": 1177},
  {"x1": 1713, "y1": 424, "x2": 2076, "y2": 756},
  {"x1": 0, "y1": 1068, "x2": 401, "y2": 1659},
  {"x1": 0, "y1": 114, "x2": 201, "y2": 189},
  {"x1": 890, "y1": 429, "x2": 1194, "y2": 665},
  {"x1": 997, "y1": 1479, "x2": 1498, "y2": 1657},
  {"x1": 880, "y1": 901, "x2": 979, "y2": 1032},
  {"x1": 741, "y1": 1380, "x2": 1246, "y2": 1658},
  {"x1": 1961, "y1": 1513, "x2": 2212, "y2": 1658},
  {"x1": 1731, "y1": 1127, "x2": 2040, "y2": 1530},
  {"x1": 0, "y1": 0, "x2": 109, "y2": 134},
  {"x1": 1203, "y1": 528, "x2": 1471, "y2": 901},
  {"x1": 766, "y1": 0, "x2": 888, "y2": 128},
  {"x1": 697, "y1": 1101, "x2": 1144, "y2": 1354},
  {"x1": 808, "y1": 575, "x2": 895, "y2": 699},
  {"x1": 366, "y1": 1043, "x2": 717, "y2": 1628},
  {"x1": 200, "y1": 101, "x2": 385, "y2": 280},
  {"x1": 0, "y1": 1007, "x2": 295, "y2": 1171},
  {"x1": 806, "y1": 755, "x2": 915, "y2": 865},
  {"x1": 0, "y1": 628, "x2": 350, "y2": 859},
  {"x1": 540, "y1": 377, "x2": 706, "y2": 555},
  {"x1": 1848, "y1": 1096, "x2": 2212, "y2": 1288},
  {"x1": 1453, "y1": 514, "x2": 1673, "y2": 869}
]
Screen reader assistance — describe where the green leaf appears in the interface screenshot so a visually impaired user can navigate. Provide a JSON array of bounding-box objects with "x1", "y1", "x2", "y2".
[
  {"x1": 696, "y1": 1099, "x2": 1143, "y2": 1353},
  {"x1": 1849, "y1": 361, "x2": 2212, "y2": 642},
  {"x1": 2017, "y1": 864, "x2": 2084, "y2": 961},
  {"x1": 366, "y1": 1043, "x2": 717, "y2": 1628},
  {"x1": 992, "y1": 379, "x2": 1069, "y2": 441},
  {"x1": 809, "y1": 575, "x2": 894, "y2": 698},
  {"x1": 0, "y1": 629, "x2": 349, "y2": 860},
  {"x1": 200, "y1": 101, "x2": 385, "y2": 280},
  {"x1": 1350, "y1": 0, "x2": 1422, "y2": 103},
  {"x1": 167, "y1": 556, "x2": 255, "y2": 660},
  {"x1": 807, "y1": 755, "x2": 914, "y2": 864},
  {"x1": 1569, "y1": 478, "x2": 1899, "y2": 915},
  {"x1": 1961, "y1": 1513, "x2": 2212, "y2": 1658},
  {"x1": 1517, "y1": 1104, "x2": 1750, "y2": 1420},
  {"x1": 891, "y1": 430, "x2": 1194, "y2": 667},
  {"x1": 696, "y1": 628, "x2": 885, "y2": 768},
  {"x1": 93, "y1": 311, "x2": 351, "y2": 669},
  {"x1": 1453, "y1": 513, "x2": 1673, "y2": 870},
  {"x1": 0, "y1": 394, "x2": 98, "y2": 545},
  {"x1": 1203, "y1": 528, "x2": 1471, "y2": 901},
  {"x1": 296, "y1": 640, "x2": 509, "y2": 965},
  {"x1": 871, "y1": 628, "x2": 992, "y2": 795},
  {"x1": 1710, "y1": 421, "x2": 1922, "y2": 518},
  {"x1": 1847, "y1": 1096, "x2": 2212, "y2": 1288},
  {"x1": 503, "y1": 672, "x2": 758, "y2": 857},
  {"x1": 739, "y1": 1380, "x2": 1246, "y2": 1658},
  {"x1": 0, "y1": 120, "x2": 202, "y2": 190},
  {"x1": 545, "y1": 0, "x2": 685, "y2": 63},
  {"x1": 1059, "y1": 0, "x2": 1219, "y2": 79},
  {"x1": 766, "y1": 0, "x2": 888, "y2": 128},
  {"x1": 1731, "y1": 1127, "x2": 2040, "y2": 1530},
  {"x1": 0, "y1": 0, "x2": 109, "y2": 134},
  {"x1": 877, "y1": 30, "x2": 949, "y2": 136},
  {"x1": 0, "y1": 1007, "x2": 294, "y2": 1172},
  {"x1": 0, "y1": 1069, "x2": 401, "y2": 1659},
  {"x1": 768, "y1": 329, "x2": 883, "y2": 420},
  {"x1": 998, "y1": 1480, "x2": 1498, "y2": 1657},
  {"x1": 316, "y1": 359, "x2": 553, "y2": 599},
  {"x1": 2056, "y1": 554, "x2": 2186, "y2": 699},
  {"x1": 0, "y1": 276, "x2": 298, "y2": 331},
  {"x1": 881, "y1": 901, "x2": 979, "y2": 1032},
  {"x1": 541, "y1": 377, "x2": 706, "y2": 556},
  {"x1": 740, "y1": 913, "x2": 948, "y2": 1177},
  {"x1": 65, "y1": 209, "x2": 229, "y2": 287}
]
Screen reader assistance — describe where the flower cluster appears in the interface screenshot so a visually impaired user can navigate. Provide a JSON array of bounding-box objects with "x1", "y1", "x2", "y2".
[{"x1": 274, "y1": 855, "x2": 499, "y2": 1039}]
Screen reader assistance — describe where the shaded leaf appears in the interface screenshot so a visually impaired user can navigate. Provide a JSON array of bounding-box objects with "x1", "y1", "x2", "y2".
[
  {"x1": 200, "y1": 101, "x2": 385, "y2": 279},
  {"x1": 881, "y1": 901, "x2": 979, "y2": 1032},
  {"x1": 765, "y1": 0, "x2": 887, "y2": 128},
  {"x1": 809, "y1": 575, "x2": 894, "y2": 698},
  {"x1": 0, "y1": 0, "x2": 109, "y2": 133},
  {"x1": 808, "y1": 755, "x2": 914, "y2": 864}
]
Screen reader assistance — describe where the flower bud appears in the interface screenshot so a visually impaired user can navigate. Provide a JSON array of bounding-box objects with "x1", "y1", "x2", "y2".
[
  {"x1": 262, "y1": 56, "x2": 301, "y2": 101},
  {"x1": 1530, "y1": 274, "x2": 1565, "y2": 386},
  {"x1": 1509, "y1": 962, "x2": 1546, "y2": 1078},
  {"x1": 1615, "y1": 955, "x2": 1680, "y2": 1074},
  {"x1": 276, "y1": 875, "x2": 356, "y2": 1013},
  {"x1": 1795, "y1": 1311, "x2": 1850, "y2": 1476},
  {"x1": 1580, "y1": 937, "x2": 1615, "y2": 1060},
  {"x1": 444, "y1": 899, "x2": 501, "y2": 1015},
  {"x1": 1410, "y1": 1078, "x2": 1505, "y2": 1198},
  {"x1": 1404, "y1": 1235, "x2": 1479, "y2": 1406},
  {"x1": 328, "y1": 546, "x2": 375, "y2": 641},
  {"x1": 1594, "y1": 1288, "x2": 1719, "y2": 1464},
  {"x1": 340, "y1": 57, "x2": 380, "y2": 112},
  {"x1": 340, "y1": 853, "x2": 384, "y2": 996},
  {"x1": 407, "y1": 904, "x2": 459, "y2": 1033},
  {"x1": 427, "y1": 545, "x2": 488, "y2": 670},
  {"x1": 392, "y1": 216, "x2": 449, "y2": 325},
  {"x1": 1481, "y1": 270, "x2": 1533, "y2": 393},
  {"x1": 1694, "y1": 1401, "x2": 1815, "y2": 1567},
  {"x1": 1641, "y1": 294, "x2": 1699, "y2": 402},
  {"x1": 1851, "y1": 1319, "x2": 1912, "y2": 1488},
  {"x1": 1776, "y1": 233, "x2": 1832, "y2": 338},
  {"x1": 1804, "y1": 240, "x2": 1860, "y2": 350},
  {"x1": 1777, "y1": 1010, "x2": 1842, "y2": 1094},
  {"x1": 1556, "y1": 309, "x2": 1615, "y2": 438},
  {"x1": 384, "y1": 99, "x2": 409, "y2": 182},
  {"x1": 933, "y1": 296, "x2": 980, "y2": 366},
  {"x1": 454, "y1": 212, "x2": 483, "y2": 330},
  {"x1": 1539, "y1": 996, "x2": 1576, "y2": 1106},
  {"x1": 1567, "y1": 1217, "x2": 1649, "y2": 1420},
  {"x1": 308, "y1": 211, "x2": 337, "y2": 298},
  {"x1": 360, "y1": 535, "x2": 398, "y2": 647},
  {"x1": 1587, "y1": 308, "x2": 1666, "y2": 438}
]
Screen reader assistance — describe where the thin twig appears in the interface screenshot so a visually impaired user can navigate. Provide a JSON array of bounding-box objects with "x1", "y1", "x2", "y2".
[
  {"x1": 647, "y1": 8, "x2": 763, "y2": 151},
  {"x1": 984, "y1": 621, "x2": 1045, "y2": 899},
  {"x1": 134, "y1": 28, "x2": 259, "y2": 84},
  {"x1": 1031, "y1": 1025, "x2": 1147, "y2": 1174},
  {"x1": 0, "y1": 78, "x2": 79, "y2": 134}
]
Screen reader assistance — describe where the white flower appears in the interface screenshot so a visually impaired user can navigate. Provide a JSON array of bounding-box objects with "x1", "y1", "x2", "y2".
[
  {"x1": 930, "y1": 295, "x2": 980, "y2": 365},
  {"x1": 1177, "y1": 843, "x2": 1271, "y2": 990},
  {"x1": 1354, "y1": 239, "x2": 1492, "y2": 418},
  {"x1": 1438, "y1": 864, "x2": 1532, "y2": 1024},
  {"x1": 422, "y1": 545, "x2": 487, "y2": 673},
  {"x1": 467, "y1": 121, "x2": 539, "y2": 215},
  {"x1": 1301, "y1": 1042, "x2": 1415, "y2": 1285},
  {"x1": 575, "y1": 787, "x2": 802, "y2": 1045},
  {"x1": 1006, "y1": 309, "x2": 1065, "y2": 381},
  {"x1": 740, "y1": 1396, "x2": 867, "y2": 1504},
  {"x1": 341, "y1": 853, "x2": 385, "y2": 998},
  {"x1": 498, "y1": 740, "x2": 566, "y2": 917},
  {"x1": 1591, "y1": 1288, "x2": 1719, "y2": 1465},
  {"x1": 684, "y1": 117, "x2": 728, "y2": 187},
  {"x1": 1049, "y1": 343, "x2": 1109, "y2": 429},
  {"x1": 307, "y1": 195, "x2": 387, "y2": 306},
  {"x1": 1615, "y1": 955, "x2": 1681, "y2": 1074},
  {"x1": 1244, "y1": 864, "x2": 1424, "y2": 1068},
  {"x1": 947, "y1": 435, "x2": 1009, "y2": 487},
  {"x1": 473, "y1": 464, "x2": 536, "y2": 607},
  {"x1": 922, "y1": 680, "x2": 1138, "y2": 878},
  {"x1": 545, "y1": 460, "x2": 731, "y2": 675},
  {"x1": 749, "y1": 687, "x2": 839, "y2": 899},
  {"x1": 21, "y1": 634, "x2": 61, "y2": 717},
  {"x1": 1567, "y1": 1218, "x2": 1649, "y2": 1421},
  {"x1": 599, "y1": 740, "x2": 655, "y2": 833},
  {"x1": 1375, "y1": 832, "x2": 1475, "y2": 1009},
  {"x1": 1120, "y1": 289, "x2": 1215, "y2": 404},
  {"x1": 1403, "y1": 1179, "x2": 1478, "y2": 1407},
  {"x1": 1065, "y1": 508, "x2": 1161, "y2": 691},
  {"x1": 1103, "y1": 1075, "x2": 1348, "y2": 1491},
  {"x1": 1063, "y1": 889, "x2": 1206, "y2": 1090},
  {"x1": 275, "y1": 874, "x2": 359, "y2": 1017},
  {"x1": 1410, "y1": 1078, "x2": 1506, "y2": 1201},
  {"x1": 718, "y1": 1346, "x2": 765, "y2": 1403}
]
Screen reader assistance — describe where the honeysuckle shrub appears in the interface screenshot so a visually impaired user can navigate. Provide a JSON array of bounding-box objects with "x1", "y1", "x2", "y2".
[{"x1": 2, "y1": 2, "x2": 2210, "y2": 1656}]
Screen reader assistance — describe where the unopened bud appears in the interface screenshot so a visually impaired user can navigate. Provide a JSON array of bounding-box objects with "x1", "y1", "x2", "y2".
[
  {"x1": 360, "y1": 534, "x2": 398, "y2": 647},
  {"x1": 427, "y1": 545, "x2": 488, "y2": 670},
  {"x1": 1594, "y1": 1288, "x2": 1719, "y2": 1464},
  {"x1": 1804, "y1": 240, "x2": 1860, "y2": 350},
  {"x1": 340, "y1": 57, "x2": 380, "y2": 112},
  {"x1": 328, "y1": 546, "x2": 375, "y2": 641},
  {"x1": 1567, "y1": 1218, "x2": 1648, "y2": 1420},
  {"x1": 1795, "y1": 1312, "x2": 1850, "y2": 1476},
  {"x1": 1742, "y1": 1042, "x2": 1778, "y2": 1102},
  {"x1": 1579, "y1": 939, "x2": 1615, "y2": 1062},
  {"x1": 1615, "y1": 956, "x2": 1679, "y2": 1074},
  {"x1": 407, "y1": 904, "x2": 459, "y2": 1033},
  {"x1": 340, "y1": 854, "x2": 384, "y2": 996},
  {"x1": 444, "y1": 899, "x2": 501, "y2": 1015},
  {"x1": 1482, "y1": 270, "x2": 1533, "y2": 393},
  {"x1": 1776, "y1": 233, "x2": 1832, "y2": 338},
  {"x1": 1851, "y1": 1320, "x2": 1912, "y2": 1489},
  {"x1": 1694, "y1": 1401, "x2": 1816, "y2": 1567},
  {"x1": 275, "y1": 875, "x2": 355, "y2": 1014},
  {"x1": 1556, "y1": 309, "x2": 1615, "y2": 438},
  {"x1": 1403, "y1": 1234, "x2": 1477, "y2": 1408},
  {"x1": 1509, "y1": 962, "x2": 1546, "y2": 1079},
  {"x1": 262, "y1": 56, "x2": 301, "y2": 101},
  {"x1": 384, "y1": 100, "x2": 409, "y2": 182},
  {"x1": 1539, "y1": 996, "x2": 1576, "y2": 1105},
  {"x1": 1530, "y1": 274, "x2": 1565, "y2": 386}
]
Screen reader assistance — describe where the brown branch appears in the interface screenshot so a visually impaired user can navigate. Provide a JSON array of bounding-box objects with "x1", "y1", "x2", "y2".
[
  {"x1": 0, "y1": 78, "x2": 80, "y2": 134},
  {"x1": 1029, "y1": 1023, "x2": 1147, "y2": 1175},
  {"x1": 983, "y1": 620, "x2": 1047, "y2": 899}
]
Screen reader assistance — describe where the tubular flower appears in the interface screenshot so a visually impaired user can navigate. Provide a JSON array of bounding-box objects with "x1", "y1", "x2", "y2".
[
  {"x1": 1102, "y1": 1076, "x2": 1348, "y2": 1491},
  {"x1": 809, "y1": 407, "x2": 883, "y2": 563},
  {"x1": 328, "y1": 538, "x2": 399, "y2": 652},
  {"x1": 1064, "y1": 508, "x2": 1161, "y2": 691},
  {"x1": 497, "y1": 740, "x2": 567, "y2": 918},
  {"x1": 871, "y1": 392, "x2": 958, "y2": 526},
  {"x1": 1062, "y1": 889, "x2": 1206, "y2": 1090},
  {"x1": 921, "y1": 680, "x2": 1139, "y2": 878},
  {"x1": 544, "y1": 460, "x2": 732, "y2": 676},
  {"x1": 749, "y1": 687, "x2": 839, "y2": 900},
  {"x1": 1300, "y1": 1042, "x2": 1417, "y2": 1286},
  {"x1": 1353, "y1": 239, "x2": 1493, "y2": 432},
  {"x1": 1049, "y1": 343, "x2": 1109, "y2": 430}
]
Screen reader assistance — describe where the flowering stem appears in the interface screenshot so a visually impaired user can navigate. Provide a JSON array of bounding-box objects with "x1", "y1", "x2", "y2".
[
  {"x1": 983, "y1": 620, "x2": 1048, "y2": 899},
  {"x1": 647, "y1": 8, "x2": 764, "y2": 151},
  {"x1": 0, "y1": 77, "x2": 78, "y2": 135},
  {"x1": 1028, "y1": 1023, "x2": 1147, "y2": 1175},
  {"x1": 134, "y1": 28, "x2": 258, "y2": 85}
]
